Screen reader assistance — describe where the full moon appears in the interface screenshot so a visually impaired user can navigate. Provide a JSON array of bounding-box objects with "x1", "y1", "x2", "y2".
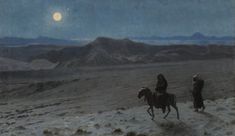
[{"x1": 53, "y1": 12, "x2": 62, "y2": 22}]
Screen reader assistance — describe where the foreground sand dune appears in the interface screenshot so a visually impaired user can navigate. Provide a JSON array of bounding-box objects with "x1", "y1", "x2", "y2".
[{"x1": 1, "y1": 97, "x2": 234, "y2": 136}]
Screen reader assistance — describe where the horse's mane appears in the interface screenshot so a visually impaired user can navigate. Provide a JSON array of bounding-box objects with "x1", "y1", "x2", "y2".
[{"x1": 141, "y1": 87, "x2": 151, "y2": 92}]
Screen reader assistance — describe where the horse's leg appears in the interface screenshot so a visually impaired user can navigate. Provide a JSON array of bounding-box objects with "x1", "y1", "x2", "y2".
[
  {"x1": 164, "y1": 105, "x2": 171, "y2": 119},
  {"x1": 150, "y1": 106, "x2": 154, "y2": 120},
  {"x1": 147, "y1": 107, "x2": 153, "y2": 117},
  {"x1": 172, "y1": 104, "x2": 180, "y2": 119},
  {"x1": 169, "y1": 94, "x2": 180, "y2": 119}
]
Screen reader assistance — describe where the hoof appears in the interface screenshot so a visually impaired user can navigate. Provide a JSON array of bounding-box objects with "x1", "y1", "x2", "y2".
[{"x1": 201, "y1": 107, "x2": 205, "y2": 112}]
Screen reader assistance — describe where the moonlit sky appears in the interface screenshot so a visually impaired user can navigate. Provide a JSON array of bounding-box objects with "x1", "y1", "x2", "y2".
[{"x1": 0, "y1": 0, "x2": 234, "y2": 39}]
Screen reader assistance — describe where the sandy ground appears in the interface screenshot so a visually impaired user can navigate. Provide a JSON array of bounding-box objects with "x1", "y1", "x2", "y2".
[
  {"x1": 0, "y1": 97, "x2": 235, "y2": 136},
  {"x1": 0, "y1": 59, "x2": 234, "y2": 135}
]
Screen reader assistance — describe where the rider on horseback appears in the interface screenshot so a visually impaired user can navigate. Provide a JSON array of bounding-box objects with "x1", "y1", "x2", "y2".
[{"x1": 155, "y1": 74, "x2": 168, "y2": 113}]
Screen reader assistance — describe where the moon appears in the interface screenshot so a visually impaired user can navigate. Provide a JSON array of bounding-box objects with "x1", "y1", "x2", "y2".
[{"x1": 53, "y1": 12, "x2": 62, "y2": 22}]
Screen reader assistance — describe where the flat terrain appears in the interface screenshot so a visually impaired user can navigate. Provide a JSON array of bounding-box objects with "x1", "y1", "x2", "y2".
[{"x1": 0, "y1": 59, "x2": 234, "y2": 135}]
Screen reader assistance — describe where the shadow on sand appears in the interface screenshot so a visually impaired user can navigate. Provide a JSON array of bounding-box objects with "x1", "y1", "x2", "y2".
[{"x1": 151, "y1": 119, "x2": 198, "y2": 136}]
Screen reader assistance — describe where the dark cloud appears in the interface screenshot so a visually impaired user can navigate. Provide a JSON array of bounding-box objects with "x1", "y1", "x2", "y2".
[{"x1": 0, "y1": 0, "x2": 234, "y2": 39}]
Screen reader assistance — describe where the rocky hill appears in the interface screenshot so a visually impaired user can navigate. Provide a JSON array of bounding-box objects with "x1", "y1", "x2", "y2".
[
  {"x1": 0, "y1": 45, "x2": 64, "y2": 62},
  {"x1": 33, "y1": 37, "x2": 234, "y2": 68}
]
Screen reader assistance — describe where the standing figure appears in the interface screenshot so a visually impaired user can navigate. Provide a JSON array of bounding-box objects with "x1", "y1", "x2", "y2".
[
  {"x1": 192, "y1": 74, "x2": 205, "y2": 112},
  {"x1": 155, "y1": 74, "x2": 168, "y2": 113}
]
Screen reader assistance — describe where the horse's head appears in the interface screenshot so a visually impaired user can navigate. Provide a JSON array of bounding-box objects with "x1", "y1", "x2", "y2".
[{"x1": 138, "y1": 87, "x2": 150, "y2": 99}]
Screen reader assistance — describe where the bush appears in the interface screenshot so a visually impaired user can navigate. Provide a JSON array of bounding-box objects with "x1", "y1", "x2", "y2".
[
  {"x1": 126, "y1": 131, "x2": 136, "y2": 136},
  {"x1": 113, "y1": 128, "x2": 123, "y2": 134}
]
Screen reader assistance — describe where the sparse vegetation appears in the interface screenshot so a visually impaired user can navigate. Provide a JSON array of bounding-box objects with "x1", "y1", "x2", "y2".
[
  {"x1": 94, "y1": 123, "x2": 100, "y2": 129},
  {"x1": 137, "y1": 134, "x2": 148, "y2": 136},
  {"x1": 43, "y1": 129, "x2": 53, "y2": 136},
  {"x1": 126, "y1": 132, "x2": 148, "y2": 136},
  {"x1": 113, "y1": 128, "x2": 123, "y2": 134},
  {"x1": 73, "y1": 128, "x2": 91, "y2": 135},
  {"x1": 159, "y1": 122, "x2": 175, "y2": 130},
  {"x1": 126, "y1": 131, "x2": 137, "y2": 136},
  {"x1": 230, "y1": 120, "x2": 235, "y2": 125}
]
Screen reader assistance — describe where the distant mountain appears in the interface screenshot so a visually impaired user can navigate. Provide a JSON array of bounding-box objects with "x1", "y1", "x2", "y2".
[
  {"x1": 32, "y1": 37, "x2": 234, "y2": 68},
  {"x1": 131, "y1": 33, "x2": 235, "y2": 45},
  {"x1": 2, "y1": 33, "x2": 234, "y2": 46},
  {"x1": 0, "y1": 36, "x2": 81, "y2": 46}
]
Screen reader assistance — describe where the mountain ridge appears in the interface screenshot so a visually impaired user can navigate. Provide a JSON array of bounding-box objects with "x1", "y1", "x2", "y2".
[
  {"x1": 1, "y1": 33, "x2": 235, "y2": 46},
  {"x1": 130, "y1": 33, "x2": 235, "y2": 45},
  {"x1": 32, "y1": 37, "x2": 234, "y2": 68},
  {"x1": 131, "y1": 32, "x2": 235, "y2": 41},
  {"x1": 0, "y1": 36, "x2": 81, "y2": 46}
]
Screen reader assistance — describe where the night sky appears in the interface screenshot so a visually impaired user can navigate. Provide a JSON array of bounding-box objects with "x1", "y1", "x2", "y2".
[{"x1": 0, "y1": 0, "x2": 234, "y2": 39}]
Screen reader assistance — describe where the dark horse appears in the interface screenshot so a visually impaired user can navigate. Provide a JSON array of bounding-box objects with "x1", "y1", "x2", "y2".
[{"x1": 138, "y1": 87, "x2": 179, "y2": 120}]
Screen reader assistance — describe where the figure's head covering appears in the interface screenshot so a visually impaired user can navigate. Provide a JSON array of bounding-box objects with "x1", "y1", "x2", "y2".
[
  {"x1": 157, "y1": 73, "x2": 164, "y2": 80},
  {"x1": 193, "y1": 74, "x2": 199, "y2": 81},
  {"x1": 157, "y1": 74, "x2": 168, "y2": 84}
]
